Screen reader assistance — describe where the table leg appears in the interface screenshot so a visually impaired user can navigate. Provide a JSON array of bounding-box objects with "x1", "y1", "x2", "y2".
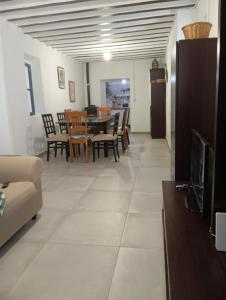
[{"x1": 104, "y1": 120, "x2": 110, "y2": 157}]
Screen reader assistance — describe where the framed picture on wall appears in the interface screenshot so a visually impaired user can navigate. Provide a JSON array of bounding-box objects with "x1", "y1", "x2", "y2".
[
  {"x1": 57, "y1": 66, "x2": 65, "y2": 89},
  {"x1": 68, "y1": 80, "x2": 76, "y2": 102}
]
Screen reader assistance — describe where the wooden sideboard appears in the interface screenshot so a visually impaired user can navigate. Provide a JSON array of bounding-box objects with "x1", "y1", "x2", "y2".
[{"x1": 162, "y1": 181, "x2": 226, "y2": 300}]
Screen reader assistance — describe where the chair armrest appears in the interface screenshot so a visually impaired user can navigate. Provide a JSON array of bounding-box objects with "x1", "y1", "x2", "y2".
[{"x1": 0, "y1": 156, "x2": 43, "y2": 188}]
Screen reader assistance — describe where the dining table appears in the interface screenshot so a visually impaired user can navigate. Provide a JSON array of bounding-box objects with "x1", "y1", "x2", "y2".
[{"x1": 57, "y1": 115, "x2": 113, "y2": 157}]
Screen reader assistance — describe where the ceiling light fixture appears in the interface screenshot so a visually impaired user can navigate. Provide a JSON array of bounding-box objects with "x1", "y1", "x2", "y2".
[
  {"x1": 100, "y1": 22, "x2": 110, "y2": 26},
  {"x1": 101, "y1": 28, "x2": 111, "y2": 32},
  {"x1": 103, "y1": 52, "x2": 112, "y2": 61},
  {"x1": 122, "y1": 79, "x2": 127, "y2": 84},
  {"x1": 100, "y1": 33, "x2": 112, "y2": 37}
]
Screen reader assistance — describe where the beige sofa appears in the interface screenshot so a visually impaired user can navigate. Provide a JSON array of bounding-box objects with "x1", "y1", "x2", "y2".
[{"x1": 0, "y1": 156, "x2": 43, "y2": 247}]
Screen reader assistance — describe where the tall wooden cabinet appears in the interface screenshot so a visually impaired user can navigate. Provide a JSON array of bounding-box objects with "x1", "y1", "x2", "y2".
[
  {"x1": 150, "y1": 68, "x2": 166, "y2": 138},
  {"x1": 171, "y1": 38, "x2": 217, "y2": 181}
]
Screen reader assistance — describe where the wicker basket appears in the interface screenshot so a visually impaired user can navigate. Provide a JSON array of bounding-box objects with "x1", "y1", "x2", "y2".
[{"x1": 182, "y1": 22, "x2": 212, "y2": 39}]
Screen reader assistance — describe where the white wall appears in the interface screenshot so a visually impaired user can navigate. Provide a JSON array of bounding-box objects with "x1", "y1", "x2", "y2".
[
  {"x1": 165, "y1": 22, "x2": 177, "y2": 147},
  {"x1": 165, "y1": 0, "x2": 219, "y2": 148},
  {"x1": 0, "y1": 18, "x2": 85, "y2": 155},
  {"x1": 89, "y1": 59, "x2": 164, "y2": 132}
]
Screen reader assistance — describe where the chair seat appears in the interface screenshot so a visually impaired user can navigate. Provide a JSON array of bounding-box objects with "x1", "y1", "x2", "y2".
[
  {"x1": 92, "y1": 134, "x2": 117, "y2": 142},
  {"x1": 47, "y1": 134, "x2": 68, "y2": 142},
  {"x1": 117, "y1": 129, "x2": 125, "y2": 136}
]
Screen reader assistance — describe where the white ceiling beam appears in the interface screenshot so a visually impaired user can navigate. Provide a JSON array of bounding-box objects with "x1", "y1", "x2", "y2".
[
  {"x1": 31, "y1": 22, "x2": 173, "y2": 39},
  {"x1": 1, "y1": 0, "x2": 196, "y2": 20},
  {"x1": 44, "y1": 29, "x2": 170, "y2": 44},
  {"x1": 52, "y1": 35, "x2": 169, "y2": 49},
  {"x1": 73, "y1": 54, "x2": 165, "y2": 62},
  {"x1": 58, "y1": 40, "x2": 167, "y2": 52},
  {"x1": 22, "y1": 12, "x2": 175, "y2": 33},
  {"x1": 55, "y1": 38, "x2": 168, "y2": 51},
  {"x1": 75, "y1": 55, "x2": 165, "y2": 62},
  {"x1": 0, "y1": 0, "x2": 76, "y2": 10},
  {"x1": 71, "y1": 50, "x2": 165, "y2": 59},
  {"x1": 14, "y1": 8, "x2": 174, "y2": 27},
  {"x1": 64, "y1": 45, "x2": 166, "y2": 56}
]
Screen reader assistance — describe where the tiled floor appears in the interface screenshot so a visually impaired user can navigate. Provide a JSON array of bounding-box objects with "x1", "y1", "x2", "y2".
[{"x1": 0, "y1": 133, "x2": 171, "y2": 300}]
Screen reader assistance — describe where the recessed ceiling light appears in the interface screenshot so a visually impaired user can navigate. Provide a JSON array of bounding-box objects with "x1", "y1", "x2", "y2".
[
  {"x1": 101, "y1": 28, "x2": 111, "y2": 32},
  {"x1": 101, "y1": 14, "x2": 111, "y2": 18},
  {"x1": 100, "y1": 22, "x2": 110, "y2": 26},
  {"x1": 103, "y1": 52, "x2": 112, "y2": 61},
  {"x1": 101, "y1": 38, "x2": 111, "y2": 43},
  {"x1": 100, "y1": 33, "x2": 112, "y2": 37}
]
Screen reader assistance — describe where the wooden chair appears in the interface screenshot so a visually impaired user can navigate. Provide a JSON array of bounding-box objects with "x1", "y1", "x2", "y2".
[
  {"x1": 125, "y1": 108, "x2": 130, "y2": 145},
  {"x1": 41, "y1": 114, "x2": 69, "y2": 161},
  {"x1": 57, "y1": 112, "x2": 67, "y2": 133},
  {"x1": 91, "y1": 113, "x2": 120, "y2": 162},
  {"x1": 117, "y1": 109, "x2": 128, "y2": 152},
  {"x1": 97, "y1": 107, "x2": 112, "y2": 118},
  {"x1": 65, "y1": 111, "x2": 91, "y2": 162}
]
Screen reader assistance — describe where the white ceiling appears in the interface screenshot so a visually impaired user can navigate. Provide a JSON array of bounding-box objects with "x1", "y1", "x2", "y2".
[{"x1": 0, "y1": 0, "x2": 197, "y2": 62}]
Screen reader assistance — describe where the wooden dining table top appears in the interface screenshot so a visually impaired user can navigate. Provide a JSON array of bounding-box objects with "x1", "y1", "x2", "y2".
[{"x1": 57, "y1": 115, "x2": 113, "y2": 125}]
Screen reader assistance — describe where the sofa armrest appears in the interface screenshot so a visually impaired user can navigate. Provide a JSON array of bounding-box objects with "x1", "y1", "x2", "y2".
[{"x1": 0, "y1": 156, "x2": 43, "y2": 188}]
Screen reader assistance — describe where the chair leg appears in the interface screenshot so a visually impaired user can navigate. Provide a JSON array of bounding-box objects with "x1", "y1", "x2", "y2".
[
  {"x1": 126, "y1": 130, "x2": 130, "y2": 145},
  {"x1": 47, "y1": 143, "x2": 50, "y2": 161},
  {"x1": 116, "y1": 142, "x2": 120, "y2": 159},
  {"x1": 54, "y1": 143, "x2": 57, "y2": 157},
  {"x1": 113, "y1": 142, "x2": 117, "y2": 162},
  {"x1": 97, "y1": 142, "x2": 100, "y2": 159},
  {"x1": 78, "y1": 144, "x2": 81, "y2": 156},
  {"x1": 121, "y1": 136, "x2": 125, "y2": 153},
  {"x1": 61, "y1": 143, "x2": 63, "y2": 155},
  {"x1": 69, "y1": 142, "x2": 73, "y2": 162},
  {"x1": 66, "y1": 143, "x2": 69, "y2": 162},
  {"x1": 85, "y1": 141, "x2": 89, "y2": 162},
  {"x1": 92, "y1": 142, "x2": 96, "y2": 162}
]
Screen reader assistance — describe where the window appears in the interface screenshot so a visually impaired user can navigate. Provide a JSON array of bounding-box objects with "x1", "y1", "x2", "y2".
[{"x1": 25, "y1": 63, "x2": 35, "y2": 115}]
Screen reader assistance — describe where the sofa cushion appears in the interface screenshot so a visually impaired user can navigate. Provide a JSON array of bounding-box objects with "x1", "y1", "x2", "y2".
[{"x1": 3, "y1": 182, "x2": 37, "y2": 212}]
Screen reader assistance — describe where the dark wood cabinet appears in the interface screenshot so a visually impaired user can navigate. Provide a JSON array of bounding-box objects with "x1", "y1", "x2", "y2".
[
  {"x1": 162, "y1": 181, "x2": 226, "y2": 300},
  {"x1": 172, "y1": 38, "x2": 217, "y2": 181},
  {"x1": 150, "y1": 68, "x2": 166, "y2": 138}
]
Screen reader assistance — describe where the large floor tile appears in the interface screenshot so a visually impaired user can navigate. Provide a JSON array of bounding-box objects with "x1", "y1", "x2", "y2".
[
  {"x1": 19, "y1": 210, "x2": 65, "y2": 243},
  {"x1": 139, "y1": 159, "x2": 171, "y2": 168},
  {"x1": 134, "y1": 177, "x2": 162, "y2": 193},
  {"x1": 90, "y1": 177, "x2": 134, "y2": 192},
  {"x1": 129, "y1": 192, "x2": 163, "y2": 213},
  {"x1": 5, "y1": 244, "x2": 118, "y2": 300},
  {"x1": 122, "y1": 213, "x2": 164, "y2": 249},
  {"x1": 64, "y1": 165, "x2": 103, "y2": 176},
  {"x1": 99, "y1": 165, "x2": 137, "y2": 178},
  {"x1": 0, "y1": 242, "x2": 43, "y2": 299},
  {"x1": 43, "y1": 190, "x2": 84, "y2": 211},
  {"x1": 53, "y1": 175, "x2": 95, "y2": 191},
  {"x1": 51, "y1": 211, "x2": 126, "y2": 246},
  {"x1": 76, "y1": 190, "x2": 131, "y2": 212},
  {"x1": 137, "y1": 167, "x2": 171, "y2": 180},
  {"x1": 108, "y1": 247, "x2": 166, "y2": 300}
]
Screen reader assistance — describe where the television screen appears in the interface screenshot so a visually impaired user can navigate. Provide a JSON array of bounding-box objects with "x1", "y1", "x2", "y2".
[{"x1": 191, "y1": 130, "x2": 209, "y2": 214}]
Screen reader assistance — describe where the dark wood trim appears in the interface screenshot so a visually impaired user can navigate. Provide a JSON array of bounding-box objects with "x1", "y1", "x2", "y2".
[
  {"x1": 86, "y1": 62, "x2": 91, "y2": 106},
  {"x1": 162, "y1": 181, "x2": 226, "y2": 300}
]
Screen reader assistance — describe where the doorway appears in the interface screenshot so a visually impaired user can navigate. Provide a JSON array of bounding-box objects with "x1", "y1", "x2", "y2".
[{"x1": 101, "y1": 79, "x2": 130, "y2": 108}]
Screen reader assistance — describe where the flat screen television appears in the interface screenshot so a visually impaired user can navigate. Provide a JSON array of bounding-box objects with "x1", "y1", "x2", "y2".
[{"x1": 189, "y1": 130, "x2": 210, "y2": 215}]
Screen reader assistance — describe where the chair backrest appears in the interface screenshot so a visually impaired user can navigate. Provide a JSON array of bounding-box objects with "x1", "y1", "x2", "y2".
[
  {"x1": 65, "y1": 111, "x2": 88, "y2": 136},
  {"x1": 57, "y1": 112, "x2": 67, "y2": 133},
  {"x1": 97, "y1": 107, "x2": 112, "y2": 118},
  {"x1": 121, "y1": 109, "x2": 128, "y2": 132},
  {"x1": 41, "y1": 114, "x2": 56, "y2": 137},
  {"x1": 113, "y1": 113, "x2": 120, "y2": 136},
  {"x1": 126, "y1": 108, "x2": 130, "y2": 126}
]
